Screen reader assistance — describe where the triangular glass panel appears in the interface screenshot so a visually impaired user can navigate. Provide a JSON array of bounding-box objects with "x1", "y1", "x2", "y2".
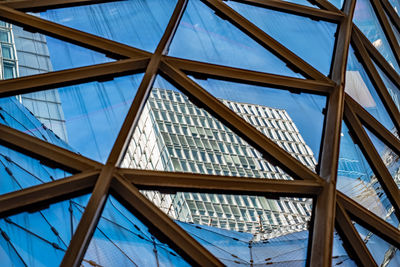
[
  {"x1": 83, "y1": 195, "x2": 190, "y2": 266},
  {"x1": 353, "y1": 0, "x2": 400, "y2": 73},
  {"x1": 328, "y1": 0, "x2": 345, "y2": 10},
  {"x1": 338, "y1": 122, "x2": 399, "y2": 227},
  {"x1": 389, "y1": 0, "x2": 399, "y2": 15},
  {"x1": 0, "y1": 21, "x2": 113, "y2": 79},
  {"x1": 372, "y1": 59, "x2": 400, "y2": 113},
  {"x1": 142, "y1": 190, "x2": 312, "y2": 266},
  {"x1": 332, "y1": 230, "x2": 358, "y2": 266},
  {"x1": 226, "y1": 1, "x2": 338, "y2": 76},
  {"x1": 354, "y1": 222, "x2": 400, "y2": 266},
  {"x1": 1, "y1": 73, "x2": 144, "y2": 163},
  {"x1": 363, "y1": 127, "x2": 400, "y2": 189},
  {"x1": 190, "y1": 76, "x2": 325, "y2": 170},
  {"x1": 346, "y1": 45, "x2": 398, "y2": 135},
  {"x1": 122, "y1": 75, "x2": 295, "y2": 181},
  {"x1": 0, "y1": 194, "x2": 90, "y2": 266},
  {"x1": 0, "y1": 144, "x2": 70, "y2": 195},
  {"x1": 168, "y1": 0, "x2": 304, "y2": 78},
  {"x1": 39, "y1": 0, "x2": 178, "y2": 52}
]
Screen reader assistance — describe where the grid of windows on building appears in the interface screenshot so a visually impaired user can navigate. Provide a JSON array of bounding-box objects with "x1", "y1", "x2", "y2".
[
  {"x1": 0, "y1": 21, "x2": 67, "y2": 141},
  {"x1": 121, "y1": 88, "x2": 314, "y2": 238}
]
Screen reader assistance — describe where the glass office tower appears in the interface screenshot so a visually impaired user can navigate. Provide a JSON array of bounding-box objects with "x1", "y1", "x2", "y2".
[{"x1": 0, "y1": 0, "x2": 400, "y2": 266}]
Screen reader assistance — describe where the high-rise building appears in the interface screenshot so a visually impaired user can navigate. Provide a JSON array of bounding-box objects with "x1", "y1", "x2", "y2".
[{"x1": 122, "y1": 88, "x2": 315, "y2": 238}]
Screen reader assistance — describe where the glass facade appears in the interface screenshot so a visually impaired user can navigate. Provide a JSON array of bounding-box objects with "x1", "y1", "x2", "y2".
[{"x1": 0, "y1": 0, "x2": 399, "y2": 266}]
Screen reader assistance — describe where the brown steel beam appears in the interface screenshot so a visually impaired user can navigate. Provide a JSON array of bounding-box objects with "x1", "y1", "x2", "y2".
[
  {"x1": 354, "y1": 26, "x2": 400, "y2": 87},
  {"x1": 338, "y1": 192, "x2": 400, "y2": 249},
  {"x1": 308, "y1": 0, "x2": 356, "y2": 265},
  {"x1": 1, "y1": 0, "x2": 119, "y2": 12},
  {"x1": 120, "y1": 168, "x2": 323, "y2": 197},
  {"x1": 335, "y1": 202, "x2": 377, "y2": 267},
  {"x1": 230, "y1": 0, "x2": 344, "y2": 22},
  {"x1": 0, "y1": 5, "x2": 149, "y2": 59},
  {"x1": 346, "y1": 95, "x2": 400, "y2": 157},
  {"x1": 344, "y1": 98, "x2": 400, "y2": 221},
  {"x1": 60, "y1": 165, "x2": 114, "y2": 267},
  {"x1": 311, "y1": 0, "x2": 341, "y2": 12},
  {"x1": 0, "y1": 57, "x2": 149, "y2": 98},
  {"x1": 381, "y1": 0, "x2": 400, "y2": 32},
  {"x1": 160, "y1": 61, "x2": 323, "y2": 182},
  {"x1": 0, "y1": 124, "x2": 101, "y2": 173},
  {"x1": 202, "y1": 0, "x2": 331, "y2": 81},
  {"x1": 111, "y1": 175, "x2": 223, "y2": 266},
  {"x1": 60, "y1": 2, "x2": 188, "y2": 266},
  {"x1": 370, "y1": 0, "x2": 400, "y2": 67},
  {"x1": 0, "y1": 170, "x2": 99, "y2": 218},
  {"x1": 165, "y1": 56, "x2": 333, "y2": 95},
  {"x1": 351, "y1": 26, "x2": 400, "y2": 134}
]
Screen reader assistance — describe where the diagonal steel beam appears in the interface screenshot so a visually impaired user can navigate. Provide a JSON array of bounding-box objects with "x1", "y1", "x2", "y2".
[
  {"x1": 120, "y1": 168, "x2": 323, "y2": 197},
  {"x1": 381, "y1": 0, "x2": 400, "y2": 32},
  {"x1": 312, "y1": 0, "x2": 340, "y2": 12},
  {"x1": 160, "y1": 60, "x2": 323, "y2": 182},
  {"x1": 338, "y1": 192, "x2": 400, "y2": 249},
  {"x1": 165, "y1": 56, "x2": 334, "y2": 94},
  {"x1": 1, "y1": 0, "x2": 119, "y2": 12},
  {"x1": 308, "y1": 0, "x2": 356, "y2": 265},
  {"x1": 111, "y1": 174, "x2": 223, "y2": 266},
  {"x1": 370, "y1": 0, "x2": 400, "y2": 67},
  {"x1": 344, "y1": 98, "x2": 400, "y2": 221},
  {"x1": 202, "y1": 0, "x2": 332, "y2": 81},
  {"x1": 335, "y1": 202, "x2": 377, "y2": 267},
  {"x1": 0, "y1": 5, "x2": 149, "y2": 59},
  {"x1": 60, "y1": 1, "x2": 188, "y2": 266},
  {"x1": 230, "y1": 0, "x2": 344, "y2": 22},
  {"x1": 0, "y1": 170, "x2": 99, "y2": 218},
  {"x1": 0, "y1": 57, "x2": 149, "y2": 98},
  {"x1": 354, "y1": 26, "x2": 400, "y2": 87},
  {"x1": 0, "y1": 124, "x2": 101, "y2": 173},
  {"x1": 352, "y1": 25, "x2": 400, "y2": 133},
  {"x1": 346, "y1": 94, "x2": 400, "y2": 157}
]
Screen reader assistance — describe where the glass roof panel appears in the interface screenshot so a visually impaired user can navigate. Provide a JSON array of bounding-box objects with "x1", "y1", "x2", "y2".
[
  {"x1": 168, "y1": 0, "x2": 304, "y2": 78},
  {"x1": 346, "y1": 46, "x2": 397, "y2": 135},
  {"x1": 1, "y1": 74, "x2": 144, "y2": 163},
  {"x1": 39, "y1": 0, "x2": 177, "y2": 52},
  {"x1": 226, "y1": 1, "x2": 338, "y2": 76},
  {"x1": 143, "y1": 190, "x2": 312, "y2": 266},
  {"x1": 338, "y1": 122, "x2": 399, "y2": 227},
  {"x1": 354, "y1": 222, "x2": 400, "y2": 266},
  {"x1": 83, "y1": 195, "x2": 190, "y2": 266},
  {"x1": 0, "y1": 194, "x2": 90, "y2": 266},
  {"x1": 353, "y1": 0, "x2": 400, "y2": 73}
]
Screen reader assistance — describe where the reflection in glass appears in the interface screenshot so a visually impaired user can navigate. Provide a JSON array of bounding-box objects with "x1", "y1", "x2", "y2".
[
  {"x1": 353, "y1": 0, "x2": 400, "y2": 73},
  {"x1": 346, "y1": 46, "x2": 397, "y2": 134},
  {"x1": 168, "y1": 0, "x2": 304, "y2": 77},
  {"x1": 144, "y1": 191, "x2": 312, "y2": 266},
  {"x1": 389, "y1": 0, "x2": 399, "y2": 15},
  {"x1": 226, "y1": 1, "x2": 338, "y2": 76},
  {"x1": 40, "y1": 0, "x2": 177, "y2": 52},
  {"x1": 0, "y1": 195, "x2": 90, "y2": 266},
  {"x1": 364, "y1": 127, "x2": 400, "y2": 189},
  {"x1": 338, "y1": 122, "x2": 399, "y2": 227},
  {"x1": 355, "y1": 222, "x2": 400, "y2": 266},
  {"x1": 84, "y1": 196, "x2": 190, "y2": 266},
  {"x1": 373, "y1": 60, "x2": 400, "y2": 114},
  {"x1": 332, "y1": 230, "x2": 357, "y2": 266},
  {"x1": 328, "y1": 0, "x2": 345, "y2": 9}
]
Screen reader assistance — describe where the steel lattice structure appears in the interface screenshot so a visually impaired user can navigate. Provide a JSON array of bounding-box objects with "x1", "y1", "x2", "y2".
[{"x1": 0, "y1": 0, "x2": 399, "y2": 266}]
